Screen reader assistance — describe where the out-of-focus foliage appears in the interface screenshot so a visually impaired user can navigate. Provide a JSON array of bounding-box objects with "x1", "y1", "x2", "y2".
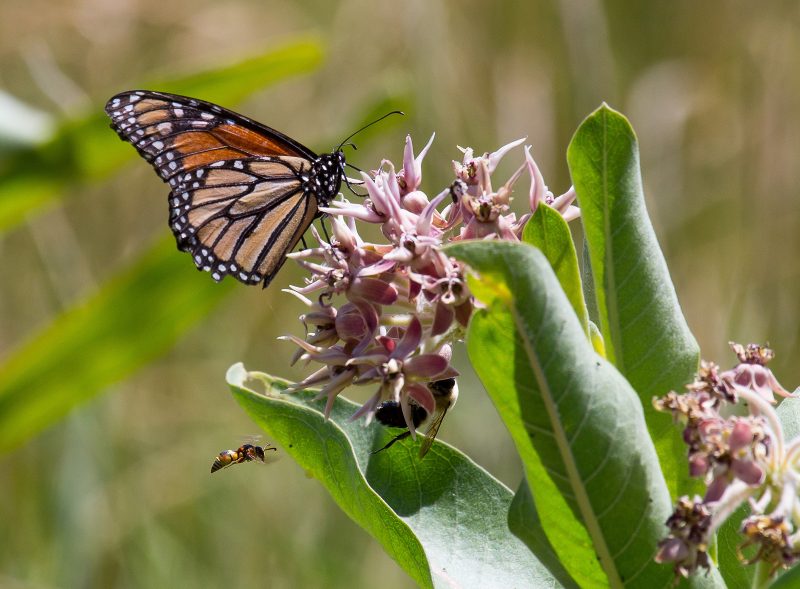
[{"x1": 1, "y1": 1, "x2": 799, "y2": 587}]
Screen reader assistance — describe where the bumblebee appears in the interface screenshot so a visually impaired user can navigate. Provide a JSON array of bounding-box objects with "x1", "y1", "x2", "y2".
[
  {"x1": 373, "y1": 378, "x2": 459, "y2": 458},
  {"x1": 210, "y1": 443, "x2": 277, "y2": 473}
]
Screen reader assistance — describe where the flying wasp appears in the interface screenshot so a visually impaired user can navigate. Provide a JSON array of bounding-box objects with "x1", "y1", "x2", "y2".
[
  {"x1": 372, "y1": 378, "x2": 459, "y2": 459},
  {"x1": 211, "y1": 442, "x2": 277, "y2": 473}
]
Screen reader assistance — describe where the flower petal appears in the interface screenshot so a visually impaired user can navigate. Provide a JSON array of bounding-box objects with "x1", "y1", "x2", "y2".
[
  {"x1": 404, "y1": 354, "x2": 449, "y2": 378},
  {"x1": 393, "y1": 316, "x2": 422, "y2": 359},
  {"x1": 406, "y1": 382, "x2": 435, "y2": 415},
  {"x1": 349, "y1": 277, "x2": 398, "y2": 305}
]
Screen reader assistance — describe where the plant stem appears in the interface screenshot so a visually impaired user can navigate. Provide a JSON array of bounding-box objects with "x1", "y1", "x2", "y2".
[{"x1": 751, "y1": 560, "x2": 772, "y2": 589}]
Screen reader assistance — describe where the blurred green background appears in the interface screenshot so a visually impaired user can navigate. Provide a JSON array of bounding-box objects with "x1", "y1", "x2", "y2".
[{"x1": 1, "y1": 1, "x2": 799, "y2": 587}]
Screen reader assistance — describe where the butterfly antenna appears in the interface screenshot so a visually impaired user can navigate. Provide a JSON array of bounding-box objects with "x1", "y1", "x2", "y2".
[{"x1": 336, "y1": 110, "x2": 404, "y2": 151}]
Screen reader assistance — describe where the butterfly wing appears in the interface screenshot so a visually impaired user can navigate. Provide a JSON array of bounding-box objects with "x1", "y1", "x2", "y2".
[
  {"x1": 106, "y1": 90, "x2": 316, "y2": 164},
  {"x1": 172, "y1": 155, "x2": 317, "y2": 285},
  {"x1": 106, "y1": 90, "x2": 324, "y2": 286}
]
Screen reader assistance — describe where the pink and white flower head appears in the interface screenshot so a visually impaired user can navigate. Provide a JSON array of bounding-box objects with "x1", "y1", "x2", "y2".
[
  {"x1": 284, "y1": 134, "x2": 578, "y2": 433},
  {"x1": 653, "y1": 342, "x2": 800, "y2": 579}
]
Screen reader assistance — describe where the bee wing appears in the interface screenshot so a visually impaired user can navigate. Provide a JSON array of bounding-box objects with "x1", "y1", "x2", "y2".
[{"x1": 418, "y1": 407, "x2": 450, "y2": 459}]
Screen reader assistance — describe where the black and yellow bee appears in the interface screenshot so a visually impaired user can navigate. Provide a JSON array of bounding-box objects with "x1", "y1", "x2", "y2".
[
  {"x1": 373, "y1": 378, "x2": 459, "y2": 459},
  {"x1": 211, "y1": 443, "x2": 277, "y2": 473}
]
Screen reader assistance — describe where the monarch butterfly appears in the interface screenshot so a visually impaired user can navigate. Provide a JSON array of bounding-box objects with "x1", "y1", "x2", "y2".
[{"x1": 105, "y1": 90, "x2": 350, "y2": 288}]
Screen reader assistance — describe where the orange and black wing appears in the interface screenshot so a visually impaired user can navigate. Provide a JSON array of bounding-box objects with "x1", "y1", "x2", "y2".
[{"x1": 105, "y1": 90, "x2": 322, "y2": 286}]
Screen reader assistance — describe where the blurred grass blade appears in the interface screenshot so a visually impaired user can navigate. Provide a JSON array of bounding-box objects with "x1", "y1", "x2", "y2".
[
  {"x1": 0, "y1": 37, "x2": 323, "y2": 232},
  {"x1": 567, "y1": 104, "x2": 700, "y2": 497},
  {"x1": 521, "y1": 203, "x2": 589, "y2": 334},
  {"x1": 0, "y1": 236, "x2": 234, "y2": 452},
  {"x1": 228, "y1": 364, "x2": 556, "y2": 589},
  {"x1": 448, "y1": 240, "x2": 724, "y2": 589}
]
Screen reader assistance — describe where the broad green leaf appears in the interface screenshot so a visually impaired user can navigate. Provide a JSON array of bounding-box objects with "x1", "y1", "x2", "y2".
[
  {"x1": 522, "y1": 203, "x2": 589, "y2": 334},
  {"x1": 714, "y1": 504, "x2": 751, "y2": 589},
  {"x1": 508, "y1": 478, "x2": 579, "y2": 588},
  {"x1": 448, "y1": 240, "x2": 724, "y2": 589},
  {"x1": 0, "y1": 236, "x2": 234, "y2": 452},
  {"x1": 0, "y1": 38, "x2": 323, "y2": 232},
  {"x1": 227, "y1": 364, "x2": 556, "y2": 589},
  {"x1": 768, "y1": 563, "x2": 800, "y2": 588},
  {"x1": 567, "y1": 104, "x2": 700, "y2": 497}
]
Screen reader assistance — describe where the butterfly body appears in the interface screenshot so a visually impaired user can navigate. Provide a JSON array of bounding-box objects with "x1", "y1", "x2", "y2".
[{"x1": 106, "y1": 90, "x2": 345, "y2": 287}]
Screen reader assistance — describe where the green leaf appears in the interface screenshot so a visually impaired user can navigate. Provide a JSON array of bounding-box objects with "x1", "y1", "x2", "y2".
[
  {"x1": 567, "y1": 104, "x2": 700, "y2": 497},
  {"x1": 714, "y1": 504, "x2": 751, "y2": 589},
  {"x1": 0, "y1": 236, "x2": 234, "y2": 452},
  {"x1": 0, "y1": 38, "x2": 323, "y2": 232},
  {"x1": 227, "y1": 364, "x2": 558, "y2": 589},
  {"x1": 508, "y1": 478, "x2": 580, "y2": 588},
  {"x1": 448, "y1": 239, "x2": 724, "y2": 589},
  {"x1": 768, "y1": 562, "x2": 800, "y2": 588},
  {"x1": 522, "y1": 203, "x2": 589, "y2": 334}
]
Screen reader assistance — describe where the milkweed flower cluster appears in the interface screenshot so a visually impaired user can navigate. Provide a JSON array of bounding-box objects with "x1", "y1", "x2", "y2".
[
  {"x1": 653, "y1": 342, "x2": 800, "y2": 579},
  {"x1": 281, "y1": 134, "x2": 578, "y2": 433}
]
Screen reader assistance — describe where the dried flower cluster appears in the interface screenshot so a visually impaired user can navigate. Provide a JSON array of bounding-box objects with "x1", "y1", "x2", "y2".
[
  {"x1": 653, "y1": 342, "x2": 800, "y2": 579},
  {"x1": 282, "y1": 135, "x2": 577, "y2": 434}
]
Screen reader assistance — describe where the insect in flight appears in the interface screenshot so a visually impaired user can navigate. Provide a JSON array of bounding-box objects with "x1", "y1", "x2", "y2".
[
  {"x1": 105, "y1": 90, "x2": 399, "y2": 288},
  {"x1": 372, "y1": 378, "x2": 459, "y2": 459},
  {"x1": 211, "y1": 442, "x2": 278, "y2": 473}
]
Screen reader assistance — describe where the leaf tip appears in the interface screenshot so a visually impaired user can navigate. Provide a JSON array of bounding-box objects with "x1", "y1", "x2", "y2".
[{"x1": 226, "y1": 362, "x2": 248, "y2": 388}]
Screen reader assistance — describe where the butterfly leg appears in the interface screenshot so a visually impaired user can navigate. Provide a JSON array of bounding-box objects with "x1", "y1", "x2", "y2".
[{"x1": 320, "y1": 217, "x2": 331, "y2": 244}]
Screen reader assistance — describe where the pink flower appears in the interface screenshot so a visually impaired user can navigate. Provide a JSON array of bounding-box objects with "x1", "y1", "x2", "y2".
[
  {"x1": 654, "y1": 342, "x2": 800, "y2": 581},
  {"x1": 282, "y1": 134, "x2": 576, "y2": 440},
  {"x1": 720, "y1": 342, "x2": 797, "y2": 403}
]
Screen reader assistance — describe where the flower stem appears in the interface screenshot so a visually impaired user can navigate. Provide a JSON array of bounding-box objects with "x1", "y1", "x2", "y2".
[{"x1": 751, "y1": 560, "x2": 772, "y2": 589}]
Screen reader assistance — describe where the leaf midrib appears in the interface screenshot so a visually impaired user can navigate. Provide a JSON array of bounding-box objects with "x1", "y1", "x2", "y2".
[
  {"x1": 599, "y1": 109, "x2": 625, "y2": 376},
  {"x1": 507, "y1": 298, "x2": 622, "y2": 589}
]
